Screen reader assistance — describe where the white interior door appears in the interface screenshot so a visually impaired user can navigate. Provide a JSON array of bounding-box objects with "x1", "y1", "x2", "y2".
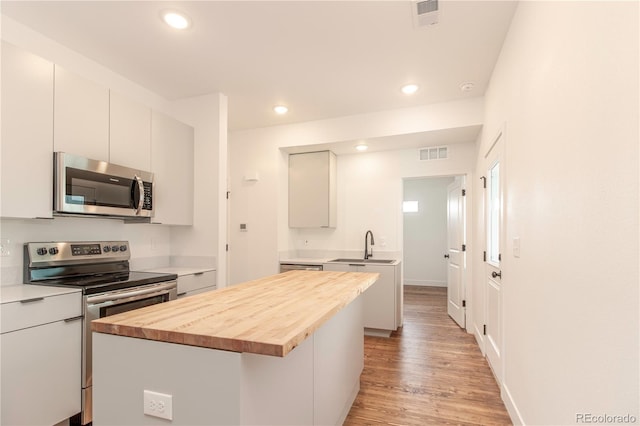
[
  {"x1": 484, "y1": 130, "x2": 504, "y2": 382},
  {"x1": 446, "y1": 176, "x2": 465, "y2": 328}
]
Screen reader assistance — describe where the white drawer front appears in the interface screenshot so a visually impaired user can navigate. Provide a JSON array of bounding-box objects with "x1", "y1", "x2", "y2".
[
  {"x1": 1, "y1": 292, "x2": 82, "y2": 334},
  {"x1": 177, "y1": 285, "x2": 217, "y2": 299},
  {"x1": 177, "y1": 271, "x2": 216, "y2": 296}
]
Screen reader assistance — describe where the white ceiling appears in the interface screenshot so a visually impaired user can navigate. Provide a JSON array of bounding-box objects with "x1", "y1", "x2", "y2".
[{"x1": 2, "y1": 1, "x2": 516, "y2": 139}]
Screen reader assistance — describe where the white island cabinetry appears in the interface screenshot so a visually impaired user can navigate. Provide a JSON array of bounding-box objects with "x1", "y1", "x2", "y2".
[
  {"x1": 1, "y1": 42, "x2": 54, "y2": 219},
  {"x1": 1, "y1": 286, "x2": 82, "y2": 426},
  {"x1": 92, "y1": 271, "x2": 377, "y2": 425},
  {"x1": 323, "y1": 261, "x2": 402, "y2": 333}
]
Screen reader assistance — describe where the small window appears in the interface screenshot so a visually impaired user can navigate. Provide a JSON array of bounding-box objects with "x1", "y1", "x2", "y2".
[
  {"x1": 488, "y1": 161, "x2": 500, "y2": 264},
  {"x1": 403, "y1": 201, "x2": 419, "y2": 213}
]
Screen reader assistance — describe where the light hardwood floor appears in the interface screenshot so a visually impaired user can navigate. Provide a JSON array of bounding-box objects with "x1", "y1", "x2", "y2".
[{"x1": 344, "y1": 286, "x2": 511, "y2": 425}]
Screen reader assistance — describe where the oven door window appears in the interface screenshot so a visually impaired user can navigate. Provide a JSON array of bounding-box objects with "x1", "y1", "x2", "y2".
[
  {"x1": 65, "y1": 167, "x2": 134, "y2": 209},
  {"x1": 100, "y1": 293, "x2": 168, "y2": 317}
]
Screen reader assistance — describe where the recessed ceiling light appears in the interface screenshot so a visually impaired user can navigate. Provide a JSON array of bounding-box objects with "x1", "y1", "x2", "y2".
[
  {"x1": 162, "y1": 11, "x2": 191, "y2": 30},
  {"x1": 355, "y1": 144, "x2": 368, "y2": 152},
  {"x1": 460, "y1": 82, "x2": 475, "y2": 92},
  {"x1": 274, "y1": 105, "x2": 288, "y2": 115},
  {"x1": 401, "y1": 84, "x2": 419, "y2": 95}
]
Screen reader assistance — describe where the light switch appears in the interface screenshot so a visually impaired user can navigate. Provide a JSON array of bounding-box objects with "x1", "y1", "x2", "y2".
[
  {"x1": 513, "y1": 237, "x2": 520, "y2": 258},
  {"x1": 240, "y1": 223, "x2": 247, "y2": 232}
]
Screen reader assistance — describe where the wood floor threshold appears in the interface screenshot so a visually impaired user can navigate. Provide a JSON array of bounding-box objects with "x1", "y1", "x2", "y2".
[{"x1": 344, "y1": 285, "x2": 511, "y2": 426}]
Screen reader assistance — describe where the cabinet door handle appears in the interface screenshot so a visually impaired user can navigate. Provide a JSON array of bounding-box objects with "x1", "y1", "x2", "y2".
[
  {"x1": 349, "y1": 263, "x2": 365, "y2": 267},
  {"x1": 64, "y1": 316, "x2": 83, "y2": 323},
  {"x1": 177, "y1": 292, "x2": 187, "y2": 297},
  {"x1": 20, "y1": 297, "x2": 44, "y2": 304},
  {"x1": 194, "y1": 272, "x2": 204, "y2": 276}
]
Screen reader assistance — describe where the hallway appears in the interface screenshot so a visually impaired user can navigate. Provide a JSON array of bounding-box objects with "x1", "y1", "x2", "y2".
[{"x1": 345, "y1": 286, "x2": 511, "y2": 425}]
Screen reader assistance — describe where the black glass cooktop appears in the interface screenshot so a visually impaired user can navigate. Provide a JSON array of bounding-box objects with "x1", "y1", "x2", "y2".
[{"x1": 27, "y1": 270, "x2": 178, "y2": 296}]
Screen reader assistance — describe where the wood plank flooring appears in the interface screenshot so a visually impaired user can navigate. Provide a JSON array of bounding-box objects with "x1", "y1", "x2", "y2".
[{"x1": 344, "y1": 286, "x2": 511, "y2": 425}]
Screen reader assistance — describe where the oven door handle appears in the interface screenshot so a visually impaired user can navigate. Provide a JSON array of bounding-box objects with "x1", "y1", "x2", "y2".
[{"x1": 86, "y1": 282, "x2": 176, "y2": 306}]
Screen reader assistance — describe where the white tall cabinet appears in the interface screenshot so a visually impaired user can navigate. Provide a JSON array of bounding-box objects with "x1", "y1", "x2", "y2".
[
  {"x1": 151, "y1": 111, "x2": 195, "y2": 226},
  {"x1": 54, "y1": 65, "x2": 110, "y2": 161},
  {"x1": 109, "y1": 91, "x2": 151, "y2": 171},
  {"x1": 1, "y1": 42, "x2": 54, "y2": 219},
  {"x1": 289, "y1": 151, "x2": 337, "y2": 228}
]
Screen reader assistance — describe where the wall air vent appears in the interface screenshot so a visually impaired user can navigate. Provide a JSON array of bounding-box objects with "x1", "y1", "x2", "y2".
[
  {"x1": 413, "y1": 0, "x2": 439, "y2": 27},
  {"x1": 419, "y1": 145, "x2": 448, "y2": 161}
]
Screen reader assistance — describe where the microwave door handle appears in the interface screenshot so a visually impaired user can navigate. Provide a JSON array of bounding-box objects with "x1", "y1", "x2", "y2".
[{"x1": 134, "y1": 175, "x2": 144, "y2": 215}]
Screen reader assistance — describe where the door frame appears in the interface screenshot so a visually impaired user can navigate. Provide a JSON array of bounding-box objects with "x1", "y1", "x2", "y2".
[
  {"x1": 400, "y1": 173, "x2": 473, "y2": 332},
  {"x1": 482, "y1": 125, "x2": 506, "y2": 383}
]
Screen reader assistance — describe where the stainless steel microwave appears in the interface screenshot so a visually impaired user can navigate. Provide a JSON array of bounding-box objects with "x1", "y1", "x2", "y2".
[{"x1": 54, "y1": 152, "x2": 154, "y2": 218}]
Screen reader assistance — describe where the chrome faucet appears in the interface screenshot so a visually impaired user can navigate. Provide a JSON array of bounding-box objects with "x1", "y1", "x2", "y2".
[{"x1": 364, "y1": 230, "x2": 375, "y2": 259}]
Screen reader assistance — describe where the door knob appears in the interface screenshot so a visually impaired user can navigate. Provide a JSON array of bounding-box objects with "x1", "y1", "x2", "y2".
[
  {"x1": 492, "y1": 271, "x2": 502, "y2": 278},
  {"x1": 444, "y1": 254, "x2": 450, "y2": 259}
]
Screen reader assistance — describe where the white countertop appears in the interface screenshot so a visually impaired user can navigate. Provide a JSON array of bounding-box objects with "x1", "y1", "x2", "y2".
[
  {"x1": 141, "y1": 266, "x2": 215, "y2": 276},
  {"x1": 0, "y1": 284, "x2": 81, "y2": 304},
  {"x1": 279, "y1": 257, "x2": 400, "y2": 266},
  {"x1": 279, "y1": 258, "x2": 333, "y2": 265}
]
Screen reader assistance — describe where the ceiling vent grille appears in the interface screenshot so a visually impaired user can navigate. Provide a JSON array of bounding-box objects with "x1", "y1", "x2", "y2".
[
  {"x1": 413, "y1": 0, "x2": 439, "y2": 27},
  {"x1": 419, "y1": 145, "x2": 448, "y2": 161}
]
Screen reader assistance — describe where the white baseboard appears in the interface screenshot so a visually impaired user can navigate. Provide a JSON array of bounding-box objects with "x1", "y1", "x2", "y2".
[
  {"x1": 403, "y1": 279, "x2": 446, "y2": 287},
  {"x1": 502, "y1": 383, "x2": 525, "y2": 425}
]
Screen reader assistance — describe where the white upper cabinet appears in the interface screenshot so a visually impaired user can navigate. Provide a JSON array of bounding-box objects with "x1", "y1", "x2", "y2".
[
  {"x1": 54, "y1": 65, "x2": 109, "y2": 161},
  {"x1": 289, "y1": 151, "x2": 337, "y2": 228},
  {"x1": 1, "y1": 42, "x2": 54, "y2": 219},
  {"x1": 109, "y1": 91, "x2": 151, "y2": 171},
  {"x1": 151, "y1": 111, "x2": 194, "y2": 226}
]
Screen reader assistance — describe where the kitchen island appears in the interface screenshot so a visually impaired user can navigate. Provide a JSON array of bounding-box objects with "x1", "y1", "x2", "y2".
[{"x1": 91, "y1": 270, "x2": 378, "y2": 425}]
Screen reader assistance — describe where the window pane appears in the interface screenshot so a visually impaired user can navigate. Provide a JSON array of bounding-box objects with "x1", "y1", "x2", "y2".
[
  {"x1": 489, "y1": 162, "x2": 500, "y2": 263},
  {"x1": 403, "y1": 200, "x2": 419, "y2": 213}
]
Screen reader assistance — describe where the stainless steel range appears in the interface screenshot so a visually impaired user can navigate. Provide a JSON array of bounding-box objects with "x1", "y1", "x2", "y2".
[{"x1": 24, "y1": 241, "x2": 177, "y2": 425}]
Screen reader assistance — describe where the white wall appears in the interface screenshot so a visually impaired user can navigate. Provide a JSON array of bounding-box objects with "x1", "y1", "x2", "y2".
[
  {"x1": 402, "y1": 176, "x2": 454, "y2": 287},
  {"x1": 0, "y1": 17, "x2": 225, "y2": 285},
  {"x1": 171, "y1": 93, "x2": 228, "y2": 286},
  {"x1": 471, "y1": 2, "x2": 639, "y2": 424},
  {"x1": 229, "y1": 98, "x2": 480, "y2": 284}
]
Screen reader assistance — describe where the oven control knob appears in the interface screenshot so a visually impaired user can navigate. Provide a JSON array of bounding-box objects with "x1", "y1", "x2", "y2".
[
  {"x1": 103, "y1": 246, "x2": 111, "y2": 253},
  {"x1": 48, "y1": 247, "x2": 59, "y2": 255},
  {"x1": 111, "y1": 245, "x2": 119, "y2": 252},
  {"x1": 36, "y1": 247, "x2": 48, "y2": 256},
  {"x1": 119, "y1": 245, "x2": 127, "y2": 252}
]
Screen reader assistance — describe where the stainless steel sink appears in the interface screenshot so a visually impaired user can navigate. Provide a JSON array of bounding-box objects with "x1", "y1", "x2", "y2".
[{"x1": 328, "y1": 258, "x2": 395, "y2": 264}]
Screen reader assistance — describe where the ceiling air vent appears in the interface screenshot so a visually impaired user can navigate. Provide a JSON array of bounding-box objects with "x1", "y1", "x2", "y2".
[
  {"x1": 419, "y1": 146, "x2": 448, "y2": 161},
  {"x1": 413, "y1": 0, "x2": 439, "y2": 27}
]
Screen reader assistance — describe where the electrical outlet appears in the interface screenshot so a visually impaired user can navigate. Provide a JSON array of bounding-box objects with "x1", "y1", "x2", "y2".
[
  {"x1": 0, "y1": 239, "x2": 10, "y2": 257},
  {"x1": 144, "y1": 390, "x2": 173, "y2": 420}
]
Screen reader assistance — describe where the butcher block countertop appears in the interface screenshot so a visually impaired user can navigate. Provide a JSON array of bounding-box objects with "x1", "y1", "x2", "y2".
[{"x1": 92, "y1": 270, "x2": 378, "y2": 357}]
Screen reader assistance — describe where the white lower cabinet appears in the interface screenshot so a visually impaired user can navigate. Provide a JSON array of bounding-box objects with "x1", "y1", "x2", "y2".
[
  {"x1": 323, "y1": 262, "x2": 401, "y2": 331},
  {"x1": 1, "y1": 288, "x2": 82, "y2": 426},
  {"x1": 177, "y1": 271, "x2": 217, "y2": 298}
]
